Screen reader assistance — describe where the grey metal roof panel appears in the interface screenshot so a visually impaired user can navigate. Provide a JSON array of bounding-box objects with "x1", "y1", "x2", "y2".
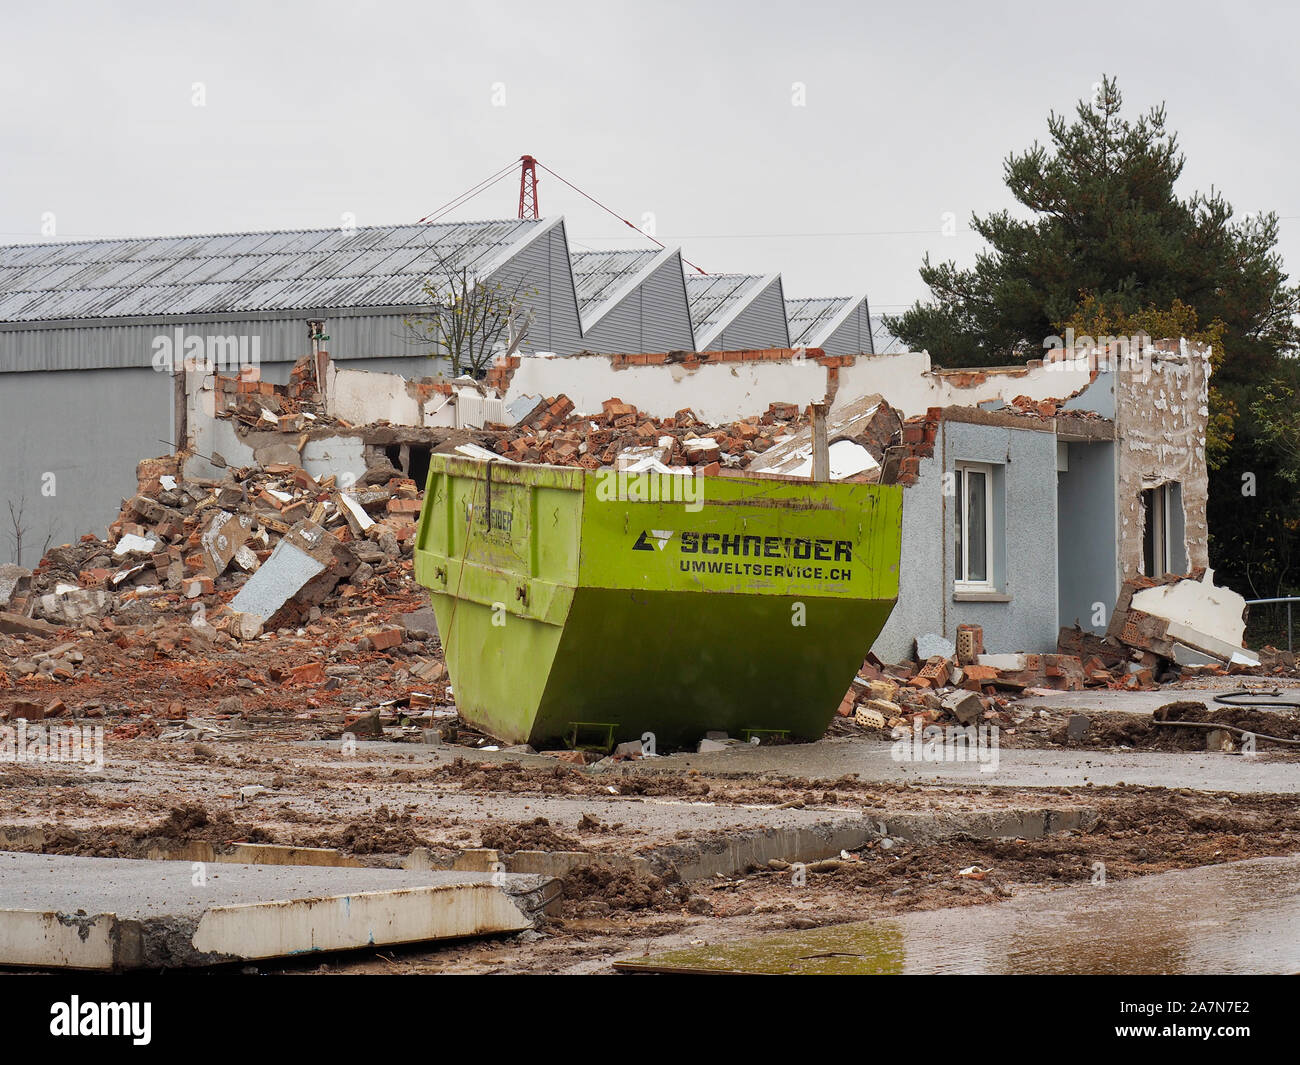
[
  {"x1": 0, "y1": 218, "x2": 543, "y2": 323},
  {"x1": 268, "y1": 230, "x2": 342, "y2": 254},
  {"x1": 0, "y1": 290, "x2": 37, "y2": 318},
  {"x1": 683, "y1": 272, "x2": 765, "y2": 334},
  {"x1": 570, "y1": 249, "x2": 661, "y2": 315},
  {"x1": 193, "y1": 233, "x2": 271, "y2": 257},
  {"x1": 51, "y1": 285, "x2": 124, "y2": 318},
  {"x1": 338, "y1": 247, "x2": 414, "y2": 277},
  {"x1": 302, "y1": 249, "x2": 371, "y2": 279},
  {"x1": 176, "y1": 255, "x2": 245, "y2": 285},
  {"x1": 375, "y1": 247, "x2": 434, "y2": 276},
  {"x1": 101, "y1": 284, "x2": 186, "y2": 317},
  {"x1": 870, "y1": 314, "x2": 904, "y2": 354},
  {"x1": 7, "y1": 262, "x2": 82, "y2": 290},
  {"x1": 336, "y1": 227, "x2": 393, "y2": 251},
  {"x1": 379, "y1": 225, "x2": 435, "y2": 248},
  {"x1": 350, "y1": 273, "x2": 428, "y2": 306},
  {"x1": 332, "y1": 275, "x2": 404, "y2": 307},
  {"x1": 144, "y1": 255, "x2": 219, "y2": 287},
  {"x1": 786, "y1": 296, "x2": 852, "y2": 345}
]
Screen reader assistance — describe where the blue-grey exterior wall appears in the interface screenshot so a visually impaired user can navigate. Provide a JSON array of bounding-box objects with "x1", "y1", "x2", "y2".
[
  {"x1": 491, "y1": 222, "x2": 583, "y2": 356},
  {"x1": 1056, "y1": 440, "x2": 1118, "y2": 634},
  {"x1": 821, "y1": 301, "x2": 875, "y2": 357},
  {"x1": 871, "y1": 421, "x2": 1062, "y2": 661}
]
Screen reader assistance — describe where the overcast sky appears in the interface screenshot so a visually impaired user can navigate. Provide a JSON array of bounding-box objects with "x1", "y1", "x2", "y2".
[{"x1": 3, "y1": 0, "x2": 1296, "y2": 317}]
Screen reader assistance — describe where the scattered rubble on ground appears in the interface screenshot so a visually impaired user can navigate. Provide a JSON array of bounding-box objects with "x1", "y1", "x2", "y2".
[
  {"x1": 2, "y1": 361, "x2": 1298, "y2": 976},
  {"x1": 833, "y1": 591, "x2": 1296, "y2": 742}
]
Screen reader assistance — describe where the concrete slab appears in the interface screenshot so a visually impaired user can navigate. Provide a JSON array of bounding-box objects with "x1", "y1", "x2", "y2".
[
  {"x1": 228, "y1": 539, "x2": 324, "y2": 622},
  {"x1": 0, "y1": 852, "x2": 555, "y2": 970},
  {"x1": 616, "y1": 853, "x2": 1300, "y2": 974}
]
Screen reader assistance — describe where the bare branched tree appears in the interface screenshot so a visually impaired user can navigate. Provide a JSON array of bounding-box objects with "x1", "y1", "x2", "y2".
[
  {"x1": 403, "y1": 246, "x2": 537, "y2": 378},
  {"x1": 6, "y1": 498, "x2": 26, "y2": 567},
  {"x1": 5, "y1": 497, "x2": 57, "y2": 568}
]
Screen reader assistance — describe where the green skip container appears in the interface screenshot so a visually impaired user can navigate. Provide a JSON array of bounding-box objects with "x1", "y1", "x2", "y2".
[{"x1": 413, "y1": 455, "x2": 902, "y2": 750}]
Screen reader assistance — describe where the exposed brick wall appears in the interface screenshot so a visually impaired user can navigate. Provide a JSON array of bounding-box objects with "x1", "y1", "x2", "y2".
[
  {"x1": 894, "y1": 407, "x2": 941, "y2": 485},
  {"x1": 484, "y1": 355, "x2": 521, "y2": 394}
]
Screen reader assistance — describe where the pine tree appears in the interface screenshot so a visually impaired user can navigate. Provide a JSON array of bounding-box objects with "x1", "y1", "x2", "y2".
[
  {"x1": 885, "y1": 76, "x2": 1298, "y2": 385},
  {"x1": 886, "y1": 76, "x2": 1300, "y2": 607}
]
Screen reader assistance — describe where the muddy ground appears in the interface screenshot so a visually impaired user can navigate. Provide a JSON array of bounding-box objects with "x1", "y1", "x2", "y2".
[
  {"x1": 0, "y1": 724, "x2": 1298, "y2": 973},
  {"x1": 252, "y1": 786, "x2": 1300, "y2": 975},
  {"x1": 3, "y1": 603, "x2": 1300, "y2": 974}
]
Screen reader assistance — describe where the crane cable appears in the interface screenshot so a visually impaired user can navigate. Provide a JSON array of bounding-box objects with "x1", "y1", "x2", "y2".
[
  {"x1": 416, "y1": 159, "x2": 520, "y2": 225},
  {"x1": 532, "y1": 158, "x2": 708, "y2": 275}
]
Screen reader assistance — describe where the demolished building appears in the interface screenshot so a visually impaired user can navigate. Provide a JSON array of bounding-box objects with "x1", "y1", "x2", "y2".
[
  {"x1": 171, "y1": 335, "x2": 1218, "y2": 664},
  {"x1": 0, "y1": 327, "x2": 1275, "y2": 759},
  {"x1": 0, "y1": 199, "x2": 1225, "y2": 672},
  {"x1": 0, "y1": 220, "x2": 883, "y2": 554},
  {"x1": 489, "y1": 339, "x2": 1216, "y2": 661}
]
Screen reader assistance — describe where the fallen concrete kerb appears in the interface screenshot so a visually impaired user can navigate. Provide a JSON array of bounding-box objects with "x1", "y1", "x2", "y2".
[
  {"x1": 640, "y1": 805, "x2": 1096, "y2": 881},
  {"x1": 418, "y1": 806, "x2": 1099, "y2": 885},
  {"x1": 865, "y1": 805, "x2": 1099, "y2": 844},
  {"x1": 0, "y1": 852, "x2": 558, "y2": 970}
]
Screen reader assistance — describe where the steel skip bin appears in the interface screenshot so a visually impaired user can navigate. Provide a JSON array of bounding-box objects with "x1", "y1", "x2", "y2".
[{"x1": 413, "y1": 454, "x2": 902, "y2": 749}]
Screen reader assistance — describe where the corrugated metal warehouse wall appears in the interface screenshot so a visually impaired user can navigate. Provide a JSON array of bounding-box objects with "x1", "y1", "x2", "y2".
[
  {"x1": 0, "y1": 367, "x2": 172, "y2": 563},
  {"x1": 581, "y1": 253, "x2": 695, "y2": 354},
  {"x1": 822, "y1": 300, "x2": 875, "y2": 357},
  {"x1": 705, "y1": 277, "x2": 790, "y2": 351}
]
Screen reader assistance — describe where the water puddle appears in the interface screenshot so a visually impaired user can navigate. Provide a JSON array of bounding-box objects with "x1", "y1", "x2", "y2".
[{"x1": 615, "y1": 854, "x2": 1300, "y2": 974}]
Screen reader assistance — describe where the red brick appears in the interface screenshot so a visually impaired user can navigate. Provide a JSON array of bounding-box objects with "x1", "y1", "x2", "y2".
[
  {"x1": 289, "y1": 662, "x2": 326, "y2": 685},
  {"x1": 368, "y1": 628, "x2": 402, "y2": 651},
  {"x1": 602, "y1": 399, "x2": 637, "y2": 419}
]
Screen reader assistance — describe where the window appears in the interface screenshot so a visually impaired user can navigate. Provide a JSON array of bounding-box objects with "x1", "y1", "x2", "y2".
[
  {"x1": 1142, "y1": 483, "x2": 1179, "y2": 577},
  {"x1": 954, "y1": 462, "x2": 995, "y2": 591}
]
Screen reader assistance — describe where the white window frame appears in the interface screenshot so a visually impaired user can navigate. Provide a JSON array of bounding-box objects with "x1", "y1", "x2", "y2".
[
  {"x1": 954, "y1": 462, "x2": 996, "y2": 593},
  {"x1": 1142, "y1": 483, "x2": 1175, "y2": 577}
]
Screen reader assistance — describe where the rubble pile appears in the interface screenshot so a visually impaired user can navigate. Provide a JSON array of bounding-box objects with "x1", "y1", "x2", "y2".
[
  {"x1": 1057, "y1": 570, "x2": 1292, "y2": 689},
  {"x1": 834, "y1": 627, "x2": 1060, "y2": 734},
  {"x1": 209, "y1": 353, "x2": 906, "y2": 484},
  {"x1": 0, "y1": 441, "x2": 458, "y2": 737},
  {"x1": 5, "y1": 452, "x2": 423, "y2": 639},
  {"x1": 836, "y1": 571, "x2": 1295, "y2": 736},
  {"x1": 483, "y1": 395, "x2": 818, "y2": 476},
  {"x1": 1087, "y1": 569, "x2": 1291, "y2": 681},
  {"x1": 214, "y1": 360, "x2": 326, "y2": 434}
]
